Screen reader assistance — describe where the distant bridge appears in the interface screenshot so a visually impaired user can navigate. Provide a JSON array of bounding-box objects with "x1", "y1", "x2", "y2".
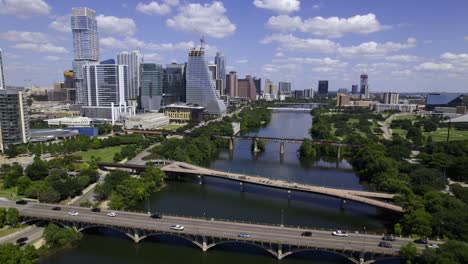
[
  {"x1": 267, "y1": 107, "x2": 312, "y2": 113},
  {"x1": 1, "y1": 200, "x2": 416, "y2": 263},
  {"x1": 96, "y1": 162, "x2": 403, "y2": 213}
]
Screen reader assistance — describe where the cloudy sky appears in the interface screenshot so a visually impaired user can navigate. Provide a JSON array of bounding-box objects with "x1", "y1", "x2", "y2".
[{"x1": 0, "y1": 0, "x2": 467, "y2": 92}]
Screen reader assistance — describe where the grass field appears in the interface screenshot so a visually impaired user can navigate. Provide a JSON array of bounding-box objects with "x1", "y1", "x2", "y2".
[
  {"x1": 0, "y1": 180, "x2": 23, "y2": 200},
  {"x1": 394, "y1": 114, "x2": 417, "y2": 121},
  {"x1": 424, "y1": 128, "x2": 468, "y2": 142},
  {"x1": 391, "y1": 128, "x2": 407, "y2": 137},
  {"x1": 73, "y1": 146, "x2": 123, "y2": 163},
  {"x1": 159, "y1": 123, "x2": 184, "y2": 131}
]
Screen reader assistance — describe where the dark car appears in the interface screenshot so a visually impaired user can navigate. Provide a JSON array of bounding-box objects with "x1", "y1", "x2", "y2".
[
  {"x1": 382, "y1": 234, "x2": 395, "y2": 241},
  {"x1": 52, "y1": 206, "x2": 61, "y2": 211},
  {"x1": 150, "y1": 213, "x2": 162, "y2": 219},
  {"x1": 91, "y1": 207, "x2": 101, "y2": 212},
  {"x1": 414, "y1": 238, "x2": 428, "y2": 244},
  {"x1": 15, "y1": 200, "x2": 27, "y2": 205},
  {"x1": 16, "y1": 237, "x2": 28, "y2": 244},
  {"x1": 301, "y1": 231, "x2": 312, "y2": 237},
  {"x1": 378, "y1": 241, "x2": 392, "y2": 248}
]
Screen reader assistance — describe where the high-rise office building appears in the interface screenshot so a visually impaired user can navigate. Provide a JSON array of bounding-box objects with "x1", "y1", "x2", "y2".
[
  {"x1": 303, "y1": 88, "x2": 314, "y2": 98},
  {"x1": 253, "y1": 77, "x2": 261, "y2": 95},
  {"x1": 186, "y1": 47, "x2": 226, "y2": 116},
  {"x1": 0, "y1": 87, "x2": 30, "y2": 152},
  {"x1": 318, "y1": 80, "x2": 329, "y2": 96},
  {"x1": 140, "y1": 63, "x2": 164, "y2": 112},
  {"x1": 226, "y1": 71, "x2": 238, "y2": 97},
  {"x1": 208, "y1": 64, "x2": 217, "y2": 81},
  {"x1": 208, "y1": 64, "x2": 222, "y2": 95},
  {"x1": 82, "y1": 63, "x2": 135, "y2": 123},
  {"x1": 117, "y1": 51, "x2": 142, "y2": 102},
  {"x1": 238, "y1": 75, "x2": 257, "y2": 101},
  {"x1": 214, "y1": 52, "x2": 226, "y2": 95},
  {"x1": 278, "y1": 81, "x2": 292, "y2": 96},
  {"x1": 0, "y1": 49, "x2": 5, "y2": 90},
  {"x1": 351, "y1": 85, "x2": 359, "y2": 94},
  {"x1": 163, "y1": 63, "x2": 186, "y2": 105},
  {"x1": 264, "y1": 79, "x2": 278, "y2": 100},
  {"x1": 71, "y1": 7, "x2": 99, "y2": 105},
  {"x1": 338, "y1": 88, "x2": 348, "y2": 94},
  {"x1": 360, "y1": 74, "x2": 369, "y2": 99},
  {"x1": 383, "y1": 92, "x2": 399, "y2": 104}
]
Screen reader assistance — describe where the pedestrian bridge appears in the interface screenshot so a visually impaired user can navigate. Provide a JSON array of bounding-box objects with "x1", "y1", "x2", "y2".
[
  {"x1": 267, "y1": 107, "x2": 312, "y2": 113},
  {"x1": 96, "y1": 162, "x2": 403, "y2": 212},
  {"x1": 1, "y1": 200, "x2": 411, "y2": 264}
]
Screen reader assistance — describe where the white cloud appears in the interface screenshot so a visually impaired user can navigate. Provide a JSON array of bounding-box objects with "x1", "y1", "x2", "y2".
[
  {"x1": 253, "y1": 0, "x2": 300, "y2": 14},
  {"x1": 273, "y1": 57, "x2": 347, "y2": 67},
  {"x1": 97, "y1": 15, "x2": 137, "y2": 36},
  {"x1": 136, "y1": 1, "x2": 174, "y2": 15},
  {"x1": 385, "y1": 55, "x2": 420, "y2": 62},
  {"x1": 12, "y1": 43, "x2": 68, "y2": 53},
  {"x1": 49, "y1": 16, "x2": 71, "y2": 33},
  {"x1": 0, "y1": 0, "x2": 50, "y2": 18},
  {"x1": 167, "y1": 1, "x2": 236, "y2": 38},
  {"x1": 275, "y1": 52, "x2": 285, "y2": 57},
  {"x1": 236, "y1": 59, "x2": 249, "y2": 64},
  {"x1": 143, "y1": 53, "x2": 163, "y2": 62},
  {"x1": 415, "y1": 62, "x2": 454, "y2": 71},
  {"x1": 164, "y1": 0, "x2": 179, "y2": 6},
  {"x1": 262, "y1": 34, "x2": 416, "y2": 58},
  {"x1": 0, "y1": 31, "x2": 49, "y2": 43},
  {"x1": 44, "y1": 55, "x2": 62, "y2": 61},
  {"x1": 441, "y1": 52, "x2": 468, "y2": 66},
  {"x1": 261, "y1": 34, "x2": 339, "y2": 53},
  {"x1": 100, "y1": 36, "x2": 194, "y2": 51},
  {"x1": 267, "y1": 13, "x2": 388, "y2": 38}
]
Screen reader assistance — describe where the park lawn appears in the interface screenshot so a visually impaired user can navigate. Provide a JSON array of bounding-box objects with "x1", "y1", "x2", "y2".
[
  {"x1": 394, "y1": 114, "x2": 417, "y2": 121},
  {"x1": 0, "y1": 180, "x2": 24, "y2": 200},
  {"x1": 0, "y1": 226, "x2": 26, "y2": 238},
  {"x1": 159, "y1": 123, "x2": 184, "y2": 131},
  {"x1": 391, "y1": 128, "x2": 407, "y2": 137},
  {"x1": 73, "y1": 146, "x2": 123, "y2": 163},
  {"x1": 347, "y1": 118, "x2": 359, "y2": 125},
  {"x1": 424, "y1": 128, "x2": 468, "y2": 142}
]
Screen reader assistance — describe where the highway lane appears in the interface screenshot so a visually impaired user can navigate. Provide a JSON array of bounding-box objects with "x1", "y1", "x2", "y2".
[{"x1": 0, "y1": 201, "x2": 432, "y2": 255}]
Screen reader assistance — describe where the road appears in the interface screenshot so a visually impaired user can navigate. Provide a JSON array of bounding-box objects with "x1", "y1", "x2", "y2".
[
  {"x1": 0, "y1": 200, "x2": 431, "y2": 255},
  {"x1": 0, "y1": 224, "x2": 44, "y2": 245}
]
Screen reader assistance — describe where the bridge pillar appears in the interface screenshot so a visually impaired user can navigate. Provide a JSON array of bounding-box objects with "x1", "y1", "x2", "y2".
[
  {"x1": 280, "y1": 141, "x2": 285, "y2": 155},
  {"x1": 337, "y1": 145, "x2": 341, "y2": 160},
  {"x1": 240, "y1": 182, "x2": 244, "y2": 192},
  {"x1": 134, "y1": 231, "x2": 140, "y2": 243},
  {"x1": 202, "y1": 236, "x2": 208, "y2": 251},
  {"x1": 340, "y1": 199, "x2": 346, "y2": 210},
  {"x1": 198, "y1": 174, "x2": 203, "y2": 185},
  {"x1": 287, "y1": 190, "x2": 291, "y2": 200},
  {"x1": 277, "y1": 244, "x2": 283, "y2": 260},
  {"x1": 253, "y1": 140, "x2": 259, "y2": 153},
  {"x1": 229, "y1": 137, "x2": 234, "y2": 151}
]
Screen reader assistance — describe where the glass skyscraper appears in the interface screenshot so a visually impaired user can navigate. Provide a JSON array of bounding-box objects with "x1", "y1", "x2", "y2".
[
  {"x1": 0, "y1": 88, "x2": 30, "y2": 152},
  {"x1": 214, "y1": 52, "x2": 226, "y2": 95},
  {"x1": 82, "y1": 64, "x2": 128, "y2": 107},
  {"x1": 71, "y1": 7, "x2": 99, "y2": 104},
  {"x1": 140, "y1": 63, "x2": 163, "y2": 112},
  {"x1": 117, "y1": 50, "x2": 141, "y2": 102},
  {"x1": 163, "y1": 63, "x2": 185, "y2": 105},
  {"x1": 0, "y1": 49, "x2": 5, "y2": 90},
  {"x1": 360, "y1": 74, "x2": 369, "y2": 99},
  {"x1": 186, "y1": 47, "x2": 226, "y2": 117}
]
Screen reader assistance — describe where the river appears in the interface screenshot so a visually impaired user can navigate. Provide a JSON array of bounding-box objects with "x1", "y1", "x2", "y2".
[{"x1": 40, "y1": 111, "x2": 390, "y2": 264}]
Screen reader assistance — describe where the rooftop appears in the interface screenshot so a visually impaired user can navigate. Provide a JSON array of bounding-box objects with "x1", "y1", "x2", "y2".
[{"x1": 426, "y1": 93, "x2": 464, "y2": 105}]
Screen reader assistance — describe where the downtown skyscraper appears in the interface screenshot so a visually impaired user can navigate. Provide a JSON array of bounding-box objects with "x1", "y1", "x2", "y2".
[
  {"x1": 71, "y1": 7, "x2": 99, "y2": 104},
  {"x1": 214, "y1": 52, "x2": 226, "y2": 96},
  {"x1": 0, "y1": 49, "x2": 5, "y2": 90},
  {"x1": 117, "y1": 50, "x2": 142, "y2": 104}
]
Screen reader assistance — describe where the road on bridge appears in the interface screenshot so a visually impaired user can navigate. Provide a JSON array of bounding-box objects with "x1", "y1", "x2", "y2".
[{"x1": 0, "y1": 200, "x2": 428, "y2": 256}]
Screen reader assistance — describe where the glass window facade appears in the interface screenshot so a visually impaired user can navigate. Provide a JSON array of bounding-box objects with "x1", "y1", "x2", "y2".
[{"x1": 140, "y1": 63, "x2": 163, "y2": 111}]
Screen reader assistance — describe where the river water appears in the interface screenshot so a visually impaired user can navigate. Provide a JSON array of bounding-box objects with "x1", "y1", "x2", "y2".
[{"x1": 40, "y1": 111, "x2": 389, "y2": 264}]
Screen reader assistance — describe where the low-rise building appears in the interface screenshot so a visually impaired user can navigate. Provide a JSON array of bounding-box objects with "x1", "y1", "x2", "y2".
[
  {"x1": 163, "y1": 103, "x2": 205, "y2": 122},
  {"x1": 336, "y1": 93, "x2": 351, "y2": 107},
  {"x1": 46, "y1": 116, "x2": 94, "y2": 127},
  {"x1": 124, "y1": 113, "x2": 170, "y2": 130},
  {"x1": 374, "y1": 103, "x2": 417, "y2": 112}
]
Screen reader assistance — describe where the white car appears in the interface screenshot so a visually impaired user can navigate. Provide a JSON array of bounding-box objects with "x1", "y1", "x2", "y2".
[
  {"x1": 332, "y1": 230, "x2": 348, "y2": 237},
  {"x1": 106, "y1": 212, "x2": 117, "y2": 217},
  {"x1": 426, "y1": 243, "x2": 439, "y2": 249},
  {"x1": 68, "y1": 211, "x2": 79, "y2": 216},
  {"x1": 170, "y1": 224, "x2": 184, "y2": 231}
]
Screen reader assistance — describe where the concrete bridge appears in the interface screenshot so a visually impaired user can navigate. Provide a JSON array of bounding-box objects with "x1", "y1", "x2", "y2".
[
  {"x1": 267, "y1": 107, "x2": 313, "y2": 113},
  {"x1": 96, "y1": 162, "x2": 403, "y2": 212},
  {"x1": 1, "y1": 201, "x2": 414, "y2": 263}
]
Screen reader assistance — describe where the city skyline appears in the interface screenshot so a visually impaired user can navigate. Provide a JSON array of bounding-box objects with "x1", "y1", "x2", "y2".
[{"x1": 0, "y1": 0, "x2": 467, "y2": 92}]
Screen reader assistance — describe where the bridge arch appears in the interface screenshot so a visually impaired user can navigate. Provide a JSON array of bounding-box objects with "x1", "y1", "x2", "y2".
[
  {"x1": 205, "y1": 240, "x2": 278, "y2": 258},
  {"x1": 78, "y1": 225, "x2": 136, "y2": 242},
  {"x1": 280, "y1": 248, "x2": 360, "y2": 263},
  {"x1": 21, "y1": 218, "x2": 70, "y2": 229},
  {"x1": 136, "y1": 232, "x2": 204, "y2": 249}
]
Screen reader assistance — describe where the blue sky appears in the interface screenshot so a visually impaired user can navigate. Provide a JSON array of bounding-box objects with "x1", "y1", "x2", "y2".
[{"x1": 0, "y1": 0, "x2": 467, "y2": 92}]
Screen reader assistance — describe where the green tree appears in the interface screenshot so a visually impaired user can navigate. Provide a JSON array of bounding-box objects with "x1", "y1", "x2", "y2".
[
  {"x1": 402, "y1": 208, "x2": 432, "y2": 237},
  {"x1": 0, "y1": 208, "x2": 6, "y2": 228},
  {"x1": 299, "y1": 140, "x2": 317, "y2": 158},
  {"x1": 394, "y1": 223, "x2": 403, "y2": 236},
  {"x1": 16, "y1": 176, "x2": 32, "y2": 195},
  {"x1": 25, "y1": 158, "x2": 49, "y2": 180},
  {"x1": 113, "y1": 152, "x2": 123, "y2": 162},
  {"x1": 43, "y1": 224, "x2": 82, "y2": 247},
  {"x1": 109, "y1": 178, "x2": 147, "y2": 210},
  {"x1": 37, "y1": 184, "x2": 61, "y2": 203},
  {"x1": 401, "y1": 242, "x2": 418, "y2": 263},
  {"x1": 6, "y1": 208, "x2": 19, "y2": 227},
  {"x1": 0, "y1": 244, "x2": 39, "y2": 264}
]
